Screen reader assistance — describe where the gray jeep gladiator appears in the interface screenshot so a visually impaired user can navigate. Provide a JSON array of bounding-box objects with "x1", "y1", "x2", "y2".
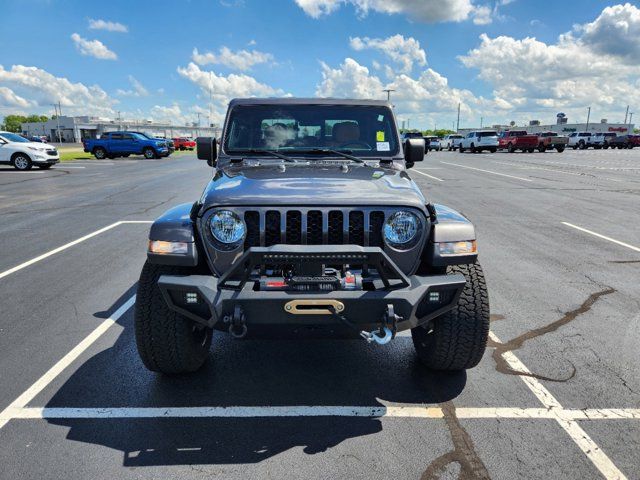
[{"x1": 134, "y1": 98, "x2": 489, "y2": 375}]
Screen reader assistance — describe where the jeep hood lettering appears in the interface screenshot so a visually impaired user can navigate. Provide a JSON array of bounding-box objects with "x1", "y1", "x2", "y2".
[{"x1": 201, "y1": 165, "x2": 426, "y2": 209}]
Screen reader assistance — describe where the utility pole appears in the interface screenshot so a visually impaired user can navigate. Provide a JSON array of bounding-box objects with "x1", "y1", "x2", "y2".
[
  {"x1": 624, "y1": 105, "x2": 629, "y2": 124},
  {"x1": 480, "y1": 116, "x2": 483, "y2": 129},
  {"x1": 196, "y1": 112, "x2": 201, "y2": 137},
  {"x1": 586, "y1": 106, "x2": 591, "y2": 131},
  {"x1": 209, "y1": 71, "x2": 214, "y2": 128},
  {"x1": 407, "y1": 119, "x2": 410, "y2": 130},
  {"x1": 382, "y1": 89, "x2": 395, "y2": 102},
  {"x1": 456, "y1": 102, "x2": 461, "y2": 132},
  {"x1": 629, "y1": 112, "x2": 634, "y2": 134},
  {"x1": 117, "y1": 111, "x2": 122, "y2": 131},
  {"x1": 52, "y1": 103, "x2": 62, "y2": 144}
]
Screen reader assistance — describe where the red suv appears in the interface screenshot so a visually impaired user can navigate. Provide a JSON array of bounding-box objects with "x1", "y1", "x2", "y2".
[{"x1": 172, "y1": 137, "x2": 196, "y2": 150}]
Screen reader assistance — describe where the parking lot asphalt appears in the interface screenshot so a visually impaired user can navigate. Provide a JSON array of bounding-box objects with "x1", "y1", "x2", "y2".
[{"x1": 0, "y1": 150, "x2": 638, "y2": 479}]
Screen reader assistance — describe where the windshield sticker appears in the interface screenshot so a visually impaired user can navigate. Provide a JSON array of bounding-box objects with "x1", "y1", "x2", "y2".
[
  {"x1": 372, "y1": 171, "x2": 385, "y2": 179},
  {"x1": 376, "y1": 131, "x2": 385, "y2": 142},
  {"x1": 376, "y1": 142, "x2": 390, "y2": 151},
  {"x1": 377, "y1": 114, "x2": 384, "y2": 122}
]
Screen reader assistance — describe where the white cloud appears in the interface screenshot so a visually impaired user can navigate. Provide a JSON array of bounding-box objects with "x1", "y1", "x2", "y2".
[
  {"x1": 177, "y1": 62, "x2": 285, "y2": 123},
  {"x1": 458, "y1": 21, "x2": 640, "y2": 122},
  {"x1": 295, "y1": 0, "x2": 474, "y2": 23},
  {"x1": 577, "y1": 3, "x2": 640, "y2": 61},
  {"x1": 473, "y1": 5, "x2": 492, "y2": 25},
  {"x1": 116, "y1": 75, "x2": 149, "y2": 97},
  {"x1": 192, "y1": 47, "x2": 274, "y2": 71},
  {"x1": 150, "y1": 104, "x2": 184, "y2": 123},
  {"x1": 350, "y1": 35, "x2": 427, "y2": 73},
  {"x1": 88, "y1": 18, "x2": 128, "y2": 33},
  {"x1": 70, "y1": 33, "x2": 117, "y2": 60},
  {"x1": 315, "y1": 57, "x2": 503, "y2": 127},
  {"x1": 0, "y1": 86, "x2": 34, "y2": 109},
  {"x1": 0, "y1": 64, "x2": 117, "y2": 116}
]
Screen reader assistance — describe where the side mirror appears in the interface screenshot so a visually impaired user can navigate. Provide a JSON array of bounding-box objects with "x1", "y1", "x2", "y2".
[
  {"x1": 404, "y1": 138, "x2": 425, "y2": 168},
  {"x1": 197, "y1": 137, "x2": 217, "y2": 167}
]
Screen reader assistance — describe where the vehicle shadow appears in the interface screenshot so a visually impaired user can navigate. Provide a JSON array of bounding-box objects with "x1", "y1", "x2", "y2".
[{"x1": 44, "y1": 286, "x2": 467, "y2": 467}]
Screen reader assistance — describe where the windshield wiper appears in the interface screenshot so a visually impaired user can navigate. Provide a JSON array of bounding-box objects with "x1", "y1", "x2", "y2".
[
  {"x1": 289, "y1": 148, "x2": 365, "y2": 163},
  {"x1": 235, "y1": 149, "x2": 297, "y2": 163}
]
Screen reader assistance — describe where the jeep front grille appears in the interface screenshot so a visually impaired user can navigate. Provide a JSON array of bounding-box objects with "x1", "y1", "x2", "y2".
[{"x1": 243, "y1": 208, "x2": 393, "y2": 249}]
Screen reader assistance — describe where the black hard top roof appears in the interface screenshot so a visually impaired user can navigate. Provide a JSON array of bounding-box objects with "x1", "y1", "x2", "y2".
[{"x1": 229, "y1": 97, "x2": 392, "y2": 108}]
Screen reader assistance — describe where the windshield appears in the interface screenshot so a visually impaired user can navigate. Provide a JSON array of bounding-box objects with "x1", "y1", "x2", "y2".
[
  {"x1": 1, "y1": 132, "x2": 31, "y2": 143},
  {"x1": 224, "y1": 104, "x2": 399, "y2": 157}
]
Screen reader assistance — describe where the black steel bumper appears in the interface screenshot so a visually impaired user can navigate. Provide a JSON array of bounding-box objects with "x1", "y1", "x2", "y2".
[{"x1": 156, "y1": 245, "x2": 466, "y2": 336}]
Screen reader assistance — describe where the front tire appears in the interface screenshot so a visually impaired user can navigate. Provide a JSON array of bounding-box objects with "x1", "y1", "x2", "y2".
[
  {"x1": 556, "y1": 146, "x2": 565, "y2": 153},
  {"x1": 93, "y1": 147, "x2": 107, "y2": 159},
  {"x1": 411, "y1": 261, "x2": 490, "y2": 371},
  {"x1": 134, "y1": 262, "x2": 213, "y2": 374},
  {"x1": 143, "y1": 147, "x2": 157, "y2": 159},
  {"x1": 12, "y1": 153, "x2": 32, "y2": 170}
]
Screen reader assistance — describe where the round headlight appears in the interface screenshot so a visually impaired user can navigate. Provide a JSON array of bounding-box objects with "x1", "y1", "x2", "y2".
[
  {"x1": 210, "y1": 210, "x2": 245, "y2": 244},
  {"x1": 384, "y1": 211, "x2": 420, "y2": 248}
]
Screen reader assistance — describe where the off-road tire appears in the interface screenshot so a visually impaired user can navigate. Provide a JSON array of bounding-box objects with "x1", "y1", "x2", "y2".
[
  {"x1": 134, "y1": 261, "x2": 213, "y2": 374},
  {"x1": 411, "y1": 261, "x2": 490, "y2": 371}
]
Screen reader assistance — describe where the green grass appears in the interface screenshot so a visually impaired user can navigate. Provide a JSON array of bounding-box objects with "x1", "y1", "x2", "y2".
[{"x1": 59, "y1": 149, "x2": 92, "y2": 162}]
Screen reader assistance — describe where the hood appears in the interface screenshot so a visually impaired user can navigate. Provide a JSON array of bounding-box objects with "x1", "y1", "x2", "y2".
[
  {"x1": 200, "y1": 163, "x2": 426, "y2": 209},
  {"x1": 21, "y1": 141, "x2": 55, "y2": 150}
]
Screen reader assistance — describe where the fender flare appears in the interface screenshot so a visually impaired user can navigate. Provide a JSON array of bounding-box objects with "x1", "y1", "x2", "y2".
[
  {"x1": 148, "y1": 202, "x2": 199, "y2": 266},
  {"x1": 424, "y1": 204, "x2": 477, "y2": 267}
]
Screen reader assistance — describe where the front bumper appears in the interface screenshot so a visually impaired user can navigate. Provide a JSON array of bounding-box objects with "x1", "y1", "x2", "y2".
[
  {"x1": 33, "y1": 157, "x2": 60, "y2": 165},
  {"x1": 156, "y1": 245, "x2": 466, "y2": 336}
]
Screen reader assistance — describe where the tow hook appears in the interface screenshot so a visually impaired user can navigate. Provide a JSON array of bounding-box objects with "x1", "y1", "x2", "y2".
[
  {"x1": 225, "y1": 306, "x2": 247, "y2": 339},
  {"x1": 359, "y1": 304, "x2": 402, "y2": 345}
]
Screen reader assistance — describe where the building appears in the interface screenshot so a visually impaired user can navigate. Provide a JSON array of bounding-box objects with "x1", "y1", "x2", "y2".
[{"x1": 20, "y1": 116, "x2": 220, "y2": 143}]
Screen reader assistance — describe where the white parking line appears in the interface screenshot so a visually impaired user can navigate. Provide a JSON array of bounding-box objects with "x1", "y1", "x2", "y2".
[
  {"x1": 440, "y1": 161, "x2": 533, "y2": 182},
  {"x1": 411, "y1": 170, "x2": 444, "y2": 182},
  {"x1": 2, "y1": 406, "x2": 638, "y2": 421},
  {"x1": 0, "y1": 220, "x2": 153, "y2": 280},
  {"x1": 562, "y1": 222, "x2": 640, "y2": 253},
  {"x1": 0, "y1": 296, "x2": 136, "y2": 430},
  {"x1": 489, "y1": 331, "x2": 628, "y2": 480}
]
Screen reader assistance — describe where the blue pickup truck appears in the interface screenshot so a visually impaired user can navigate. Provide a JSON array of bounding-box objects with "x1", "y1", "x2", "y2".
[{"x1": 83, "y1": 131, "x2": 170, "y2": 159}]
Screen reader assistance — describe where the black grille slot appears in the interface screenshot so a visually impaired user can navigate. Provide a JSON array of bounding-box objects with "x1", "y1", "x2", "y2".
[
  {"x1": 265, "y1": 211, "x2": 281, "y2": 246},
  {"x1": 369, "y1": 211, "x2": 385, "y2": 247},
  {"x1": 286, "y1": 211, "x2": 302, "y2": 244},
  {"x1": 244, "y1": 211, "x2": 260, "y2": 248},
  {"x1": 328, "y1": 211, "x2": 343, "y2": 244},
  {"x1": 348, "y1": 211, "x2": 365, "y2": 246},
  {"x1": 307, "y1": 210, "x2": 323, "y2": 245}
]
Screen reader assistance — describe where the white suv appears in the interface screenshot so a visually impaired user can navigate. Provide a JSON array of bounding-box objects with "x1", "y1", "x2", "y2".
[
  {"x1": 567, "y1": 132, "x2": 592, "y2": 150},
  {"x1": 590, "y1": 132, "x2": 617, "y2": 149},
  {"x1": 460, "y1": 131, "x2": 499, "y2": 153},
  {"x1": 0, "y1": 131, "x2": 60, "y2": 170},
  {"x1": 443, "y1": 134, "x2": 464, "y2": 151}
]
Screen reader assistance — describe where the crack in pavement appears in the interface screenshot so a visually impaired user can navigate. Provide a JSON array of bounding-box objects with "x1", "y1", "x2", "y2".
[
  {"x1": 421, "y1": 402, "x2": 491, "y2": 480},
  {"x1": 608, "y1": 260, "x2": 640, "y2": 264},
  {"x1": 487, "y1": 287, "x2": 616, "y2": 382}
]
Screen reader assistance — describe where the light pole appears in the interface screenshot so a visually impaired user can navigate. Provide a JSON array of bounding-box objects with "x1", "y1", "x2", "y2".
[
  {"x1": 586, "y1": 106, "x2": 591, "y2": 132},
  {"x1": 456, "y1": 102, "x2": 461, "y2": 132},
  {"x1": 382, "y1": 89, "x2": 395, "y2": 102},
  {"x1": 629, "y1": 112, "x2": 634, "y2": 134}
]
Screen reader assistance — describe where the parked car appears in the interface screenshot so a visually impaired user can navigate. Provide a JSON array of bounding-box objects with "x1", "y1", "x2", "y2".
[
  {"x1": 590, "y1": 132, "x2": 617, "y2": 149},
  {"x1": 567, "y1": 132, "x2": 592, "y2": 149},
  {"x1": 537, "y1": 132, "x2": 568, "y2": 153},
  {"x1": 83, "y1": 131, "x2": 170, "y2": 159},
  {"x1": 608, "y1": 134, "x2": 640, "y2": 149},
  {"x1": 134, "y1": 97, "x2": 489, "y2": 375},
  {"x1": 460, "y1": 130, "x2": 498, "y2": 153},
  {"x1": 424, "y1": 136, "x2": 442, "y2": 151},
  {"x1": 0, "y1": 131, "x2": 60, "y2": 170},
  {"x1": 497, "y1": 130, "x2": 539, "y2": 153},
  {"x1": 173, "y1": 137, "x2": 196, "y2": 150},
  {"x1": 443, "y1": 134, "x2": 464, "y2": 151}
]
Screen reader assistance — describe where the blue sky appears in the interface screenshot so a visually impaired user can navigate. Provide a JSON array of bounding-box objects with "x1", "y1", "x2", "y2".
[{"x1": 1, "y1": 0, "x2": 639, "y2": 129}]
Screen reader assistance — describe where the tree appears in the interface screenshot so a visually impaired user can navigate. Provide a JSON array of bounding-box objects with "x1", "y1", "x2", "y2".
[
  {"x1": 26, "y1": 114, "x2": 48, "y2": 123},
  {"x1": 1, "y1": 114, "x2": 27, "y2": 132}
]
